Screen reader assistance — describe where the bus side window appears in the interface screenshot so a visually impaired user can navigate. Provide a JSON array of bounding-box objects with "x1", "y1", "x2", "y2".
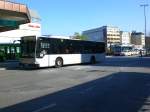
[
  {"x1": 65, "y1": 48, "x2": 69, "y2": 54},
  {"x1": 39, "y1": 42, "x2": 49, "y2": 56}
]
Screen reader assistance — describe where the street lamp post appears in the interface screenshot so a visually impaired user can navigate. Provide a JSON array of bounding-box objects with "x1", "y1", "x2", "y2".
[
  {"x1": 140, "y1": 4, "x2": 149, "y2": 52},
  {"x1": 140, "y1": 4, "x2": 149, "y2": 36}
]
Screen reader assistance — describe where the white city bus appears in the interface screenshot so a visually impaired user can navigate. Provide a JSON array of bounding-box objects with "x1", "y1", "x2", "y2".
[
  {"x1": 111, "y1": 44, "x2": 133, "y2": 56},
  {"x1": 20, "y1": 36, "x2": 105, "y2": 68}
]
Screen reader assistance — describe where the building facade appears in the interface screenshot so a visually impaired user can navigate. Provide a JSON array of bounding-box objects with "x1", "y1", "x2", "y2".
[
  {"x1": 106, "y1": 26, "x2": 120, "y2": 46},
  {"x1": 82, "y1": 27, "x2": 105, "y2": 42},
  {"x1": 145, "y1": 36, "x2": 150, "y2": 49},
  {"x1": 82, "y1": 26, "x2": 120, "y2": 48},
  {"x1": 120, "y1": 31, "x2": 131, "y2": 45},
  {"x1": 131, "y1": 32, "x2": 145, "y2": 49}
]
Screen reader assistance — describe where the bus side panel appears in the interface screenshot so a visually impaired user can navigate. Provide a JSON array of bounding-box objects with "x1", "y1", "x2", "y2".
[
  {"x1": 80, "y1": 54, "x2": 92, "y2": 63},
  {"x1": 62, "y1": 54, "x2": 82, "y2": 64},
  {"x1": 34, "y1": 53, "x2": 105, "y2": 67},
  {"x1": 48, "y1": 54, "x2": 82, "y2": 66},
  {"x1": 36, "y1": 55, "x2": 49, "y2": 67},
  {"x1": 48, "y1": 53, "x2": 105, "y2": 67},
  {"x1": 81, "y1": 53, "x2": 105, "y2": 63},
  {"x1": 62, "y1": 54, "x2": 105, "y2": 64},
  {"x1": 95, "y1": 53, "x2": 106, "y2": 62}
]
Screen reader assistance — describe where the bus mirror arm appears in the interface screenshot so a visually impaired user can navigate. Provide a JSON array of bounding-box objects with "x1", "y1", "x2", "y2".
[{"x1": 39, "y1": 50, "x2": 47, "y2": 58}]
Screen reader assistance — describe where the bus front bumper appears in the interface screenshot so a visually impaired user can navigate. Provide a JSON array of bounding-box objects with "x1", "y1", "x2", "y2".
[
  {"x1": 19, "y1": 58, "x2": 39, "y2": 68},
  {"x1": 19, "y1": 63, "x2": 39, "y2": 68}
]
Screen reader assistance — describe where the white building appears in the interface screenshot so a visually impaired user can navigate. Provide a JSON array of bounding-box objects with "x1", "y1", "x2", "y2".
[
  {"x1": 82, "y1": 26, "x2": 120, "y2": 47},
  {"x1": 0, "y1": 23, "x2": 41, "y2": 44},
  {"x1": 120, "y1": 31, "x2": 131, "y2": 45}
]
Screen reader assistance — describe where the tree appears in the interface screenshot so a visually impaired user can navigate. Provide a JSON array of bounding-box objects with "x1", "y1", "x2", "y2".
[{"x1": 73, "y1": 32, "x2": 87, "y2": 40}]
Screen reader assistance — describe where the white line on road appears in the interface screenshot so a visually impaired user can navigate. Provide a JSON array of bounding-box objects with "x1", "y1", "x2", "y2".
[{"x1": 32, "y1": 103, "x2": 57, "y2": 112}]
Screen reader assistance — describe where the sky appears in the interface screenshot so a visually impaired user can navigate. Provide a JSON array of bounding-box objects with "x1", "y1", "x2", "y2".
[{"x1": 15, "y1": 0, "x2": 150, "y2": 36}]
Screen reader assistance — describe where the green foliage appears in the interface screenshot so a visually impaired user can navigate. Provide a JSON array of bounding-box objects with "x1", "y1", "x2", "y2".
[{"x1": 73, "y1": 32, "x2": 87, "y2": 40}]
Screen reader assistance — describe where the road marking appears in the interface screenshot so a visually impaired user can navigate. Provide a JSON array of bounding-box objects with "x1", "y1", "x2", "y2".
[{"x1": 32, "y1": 103, "x2": 57, "y2": 112}]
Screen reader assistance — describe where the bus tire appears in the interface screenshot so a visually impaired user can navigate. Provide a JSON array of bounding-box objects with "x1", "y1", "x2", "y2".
[
  {"x1": 55, "y1": 57, "x2": 63, "y2": 68},
  {"x1": 90, "y1": 56, "x2": 96, "y2": 64}
]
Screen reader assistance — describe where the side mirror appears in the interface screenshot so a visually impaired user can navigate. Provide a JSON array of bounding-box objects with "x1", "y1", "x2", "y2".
[{"x1": 40, "y1": 50, "x2": 47, "y2": 57}]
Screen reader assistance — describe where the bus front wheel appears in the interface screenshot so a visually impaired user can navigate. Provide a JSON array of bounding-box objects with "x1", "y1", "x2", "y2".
[{"x1": 55, "y1": 57, "x2": 63, "y2": 68}]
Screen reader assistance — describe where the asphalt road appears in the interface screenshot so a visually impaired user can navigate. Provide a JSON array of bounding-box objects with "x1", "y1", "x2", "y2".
[{"x1": 0, "y1": 56, "x2": 150, "y2": 112}]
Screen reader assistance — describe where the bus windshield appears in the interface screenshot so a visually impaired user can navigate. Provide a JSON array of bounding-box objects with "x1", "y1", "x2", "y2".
[{"x1": 21, "y1": 36, "x2": 36, "y2": 58}]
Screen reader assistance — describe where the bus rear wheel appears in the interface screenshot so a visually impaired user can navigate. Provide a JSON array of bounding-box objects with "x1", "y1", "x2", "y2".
[{"x1": 55, "y1": 57, "x2": 63, "y2": 68}]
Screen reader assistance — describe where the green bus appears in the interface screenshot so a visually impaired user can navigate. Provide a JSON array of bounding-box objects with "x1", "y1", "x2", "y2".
[{"x1": 0, "y1": 43, "x2": 21, "y2": 61}]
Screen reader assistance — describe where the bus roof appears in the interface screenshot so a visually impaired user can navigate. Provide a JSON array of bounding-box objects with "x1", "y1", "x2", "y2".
[
  {"x1": 42, "y1": 35, "x2": 70, "y2": 39},
  {"x1": 39, "y1": 35, "x2": 105, "y2": 43}
]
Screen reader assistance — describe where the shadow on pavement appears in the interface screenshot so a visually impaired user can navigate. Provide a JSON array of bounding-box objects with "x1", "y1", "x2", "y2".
[{"x1": 0, "y1": 72, "x2": 150, "y2": 112}]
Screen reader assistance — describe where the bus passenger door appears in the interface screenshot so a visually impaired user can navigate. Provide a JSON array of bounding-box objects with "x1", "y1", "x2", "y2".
[{"x1": 36, "y1": 39, "x2": 50, "y2": 67}]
